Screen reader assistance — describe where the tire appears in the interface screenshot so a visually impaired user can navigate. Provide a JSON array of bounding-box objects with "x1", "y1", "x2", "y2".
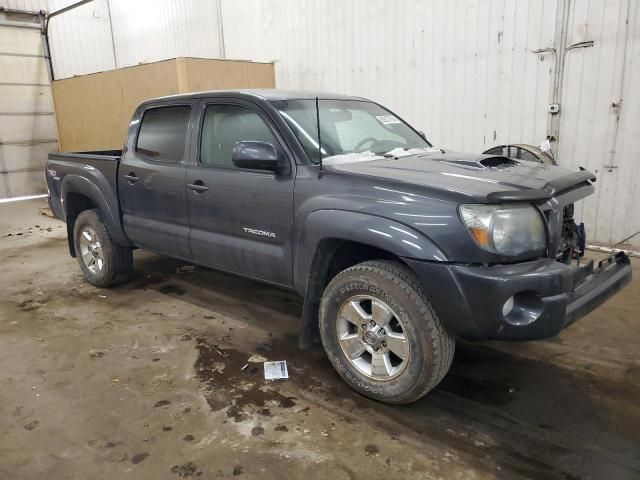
[
  {"x1": 73, "y1": 209, "x2": 133, "y2": 287},
  {"x1": 319, "y1": 260, "x2": 455, "y2": 404}
]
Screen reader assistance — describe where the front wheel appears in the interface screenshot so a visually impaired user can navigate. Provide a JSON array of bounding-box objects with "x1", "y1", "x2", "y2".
[
  {"x1": 73, "y1": 209, "x2": 132, "y2": 287},
  {"x1": 319, "y1": 260, "x2": 455, "y2": 404}
]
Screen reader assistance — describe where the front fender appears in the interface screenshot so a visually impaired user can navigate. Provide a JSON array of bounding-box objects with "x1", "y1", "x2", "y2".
[
  {"x1": 61, "y1": 174, "x2": 130, "y2": 247},
  {"x1": 294, "y1": 209, "x2": 447, "y2": 294}
]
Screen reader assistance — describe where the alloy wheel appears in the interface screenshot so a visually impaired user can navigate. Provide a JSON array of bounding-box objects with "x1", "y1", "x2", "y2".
[{"x1": 336, "y1": 295, "x2": 410, "y2": 380}]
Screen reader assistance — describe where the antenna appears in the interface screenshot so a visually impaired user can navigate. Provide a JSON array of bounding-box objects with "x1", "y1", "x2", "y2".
[{"x1": 315, "y1": 96, "x2": 323, "y2": 171}]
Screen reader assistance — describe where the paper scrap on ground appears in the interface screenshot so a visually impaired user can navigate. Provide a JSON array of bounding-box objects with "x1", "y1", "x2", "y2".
[
  {"x1": 264, "y1": 361, "x2": 288, "y2": 380},
  {"x1": 248, "y1": 353, "x2": 268, "y2": 363}
]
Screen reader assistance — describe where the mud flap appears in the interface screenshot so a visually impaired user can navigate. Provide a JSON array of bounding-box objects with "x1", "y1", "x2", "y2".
[{"x1": 299, "y1": 273, "x2": 321, "y2": 349}]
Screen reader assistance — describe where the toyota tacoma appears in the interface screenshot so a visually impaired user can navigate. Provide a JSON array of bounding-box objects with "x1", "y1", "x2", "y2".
[{"x1": 45, "y1": 90, "x2": 632, "y2": 404}]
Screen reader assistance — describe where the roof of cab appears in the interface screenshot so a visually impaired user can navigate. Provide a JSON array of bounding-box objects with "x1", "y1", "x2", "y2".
[{"x1": 141, "y1": 89, "x2": 367, "y2": 105}]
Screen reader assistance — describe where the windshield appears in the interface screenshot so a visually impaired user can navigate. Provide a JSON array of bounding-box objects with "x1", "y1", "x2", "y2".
[{"x1": 271, "y1": 99, "x2": 431, "y2": 164}]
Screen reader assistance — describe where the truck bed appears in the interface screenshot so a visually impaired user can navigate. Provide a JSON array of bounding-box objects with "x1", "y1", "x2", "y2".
[
  {"x1": 48, "y1": 150, "x2": 122, "y2": 161},
  {"x1": 45, "y1": 150, "x2": 128, "y2": 248}
]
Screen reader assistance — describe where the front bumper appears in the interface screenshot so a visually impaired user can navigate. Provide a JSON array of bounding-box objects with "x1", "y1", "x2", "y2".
[{"x1": 404, "y1": 252, "x2": 631, "y2": 341}]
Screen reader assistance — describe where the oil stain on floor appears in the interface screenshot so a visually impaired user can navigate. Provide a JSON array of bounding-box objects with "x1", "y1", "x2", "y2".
[
  {"x1": 1, "y1": 203, "x2": 639, "y2": 480},
  {"x1": 194, "y1": 338, "x2": 298, "y2": 422}
]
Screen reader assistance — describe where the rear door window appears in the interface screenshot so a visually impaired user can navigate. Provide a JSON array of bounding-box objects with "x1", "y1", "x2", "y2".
[{"x1": 136, "y1": 105, "x2": 191, "y2": 162}]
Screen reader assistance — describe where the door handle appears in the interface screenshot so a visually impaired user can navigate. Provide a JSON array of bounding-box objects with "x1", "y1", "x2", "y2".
[
  {"x1": 187, "y1": 181, "x2": 208, "y2": 193},
  {"x1": 124, "y1": 173, "x2": 139, "y2": 183}
]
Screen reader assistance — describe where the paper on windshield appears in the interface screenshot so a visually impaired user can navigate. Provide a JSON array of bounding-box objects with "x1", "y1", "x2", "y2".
[
  {"x1": 322, "y1": 147, "x2": 440, "y2": 166},
  {"x1": 322, "y1": 151, "x2": 383, "y2": 165},
  {"x1": 385, "y1": 147, "x2": 441, "y2": 157},
  {"x1": 375, "y1": 115, "x2": 402, "y2": 125}
]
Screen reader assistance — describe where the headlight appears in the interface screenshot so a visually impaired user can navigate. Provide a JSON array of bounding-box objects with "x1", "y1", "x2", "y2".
[{"x1": 459, "y1": 204, "x2": 546, "y2": 256}]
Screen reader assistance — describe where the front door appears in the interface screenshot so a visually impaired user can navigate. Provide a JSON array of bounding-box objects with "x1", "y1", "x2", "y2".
[
  {"x1": 186, "y1": 100, "x2": 295, "y2": 286},
  {"x1": 119, "y1": 103, "x2": 193, "y2": 259}
]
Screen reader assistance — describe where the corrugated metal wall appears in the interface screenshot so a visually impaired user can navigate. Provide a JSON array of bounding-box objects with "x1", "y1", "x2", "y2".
[
  {"x1": 46, "y1": 0, "x2": 224, "y2": 78},
  {"x1": 556, "y1": 0, "x2": 640, "y2": 248},
  {"x1": 2, "y1": 0, "x2": 47, "y2": 11},
  {"x1": 108, "y1": 0, "x2": 222, "y2": 68},
  {"x1": 222, "y1": 0, "x2": 640, "y2": 249},
  {"x1": 223, "y1": 0, "x2": 558, "y2": 154},
  {"x1": 0, "y1": 3, "x2": 56, "y2": 198},
  {"x1": 47, "y1": 0, "x2": 116, "y2": 78},
  {"x1": 3, "y1": 0, "x2": 638, "y2": 247}
]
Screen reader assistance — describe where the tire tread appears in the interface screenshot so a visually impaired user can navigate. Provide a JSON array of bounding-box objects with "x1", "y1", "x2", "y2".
[
  {"x1": 74, "y1": 209, "x2": 132, "y2": 287},
  {"x1": 320, "y1": 259, "x2": 455, "y2": 404}
]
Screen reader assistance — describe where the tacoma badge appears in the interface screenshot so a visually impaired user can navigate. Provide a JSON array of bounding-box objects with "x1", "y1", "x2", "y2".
[{"x1": 243, "y1": 227, "x2": 276, "y2": 239}]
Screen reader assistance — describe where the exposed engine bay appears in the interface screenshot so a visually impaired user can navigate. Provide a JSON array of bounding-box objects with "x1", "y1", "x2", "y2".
[{"x1": 557, "y1": 203, "x2": 586, "y2": 264}]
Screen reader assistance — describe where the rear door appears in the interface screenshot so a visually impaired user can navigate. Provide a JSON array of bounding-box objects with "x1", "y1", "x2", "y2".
[
  {"x1": 186, "y1": 98, "x2": 295, "y2": 286},
  {"x1": 119, "y1": 103, "x2": 194, "y2": 259}
]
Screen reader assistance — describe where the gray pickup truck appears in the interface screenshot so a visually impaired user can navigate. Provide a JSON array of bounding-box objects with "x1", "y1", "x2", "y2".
[{"x1": 45, "y1": 89, "x2": 631, "y2": 404}]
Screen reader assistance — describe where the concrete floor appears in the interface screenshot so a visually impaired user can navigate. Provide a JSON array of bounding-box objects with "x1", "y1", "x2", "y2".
[{"x1": 1, "y1": 199, "x2": 639, "y2": 480}]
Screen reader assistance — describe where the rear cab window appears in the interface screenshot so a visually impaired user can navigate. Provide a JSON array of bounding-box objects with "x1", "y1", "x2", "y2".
[{"x1": 135, "y1": 105, "x2": 191, "y2": 162}]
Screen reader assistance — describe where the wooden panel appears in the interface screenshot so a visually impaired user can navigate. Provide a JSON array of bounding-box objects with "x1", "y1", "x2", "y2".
[
  {"x1": 117, "y1": 59, "x2": 180, "y2": 112},
  {"x1": 51, "y1": 58, "x2": 275, "y2": 151},
  {"x1": 51, "y1": 68, "x2": 128, "y2": 152},
  {"x1": 51, "y1": 60, "x2": 179, "y2": 151},
  {"x1": 181, "y1": 58, "x2": 275, "y2": 92},
  {"x1": 245, "y1": 62, "x2": 276, "y2": 89}
]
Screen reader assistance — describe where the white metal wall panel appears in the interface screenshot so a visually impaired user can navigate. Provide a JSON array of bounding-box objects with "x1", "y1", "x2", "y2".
[
  {"x1": 0, "y1": 84, "x2": 52, "y2": 112},
  {"x1": 556, "y1": 0, "x2": 640, "y2": 248},
  {"x1": 0, "y1": 17, "x2": 42, "y2": 53},
  {"x1": 108, "y1": 0, "x2": 222, "y2": 68},
  {"x1": 22, "y1": 0, "x2": 638, "y2": 247},
  {"x1": 610, "y1": 1, "x2": 640, "y2": 249},
  {"x1": 2, "y1": 0, "x2": 48, "y2": 11},
  {"x1": 1, "y1": 54, "x2": 48, "y2": 84},
  {"x1": 47, "y1": 0, "x2": 116, "y2": 79},
  {"x1": 0, "y1": 15, "x2": 56, "y2": 198},
  {"x1": 46, "y1": 0, "x2": 223, "y2": 79},
  {"x1": 221, "y1": 0, "x2": 638, "y2": 249},
  {"x1": 222, "y1": 0, "x2": 557, "y2": 153},
  {"x1": 1, "y1": 114, "x2": 56, "y2": 143}
]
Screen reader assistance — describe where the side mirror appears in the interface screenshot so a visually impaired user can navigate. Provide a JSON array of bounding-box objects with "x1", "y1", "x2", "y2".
[{"x1": 232, "y1": 141, "x2": 288, "y2": 174}]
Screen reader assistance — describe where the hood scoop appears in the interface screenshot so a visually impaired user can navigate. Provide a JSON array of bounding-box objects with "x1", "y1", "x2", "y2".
[
  {"x1": 479, "y1": 156, "x2": 519, "y2": 168},
  {"x1": 441, "y1": 155, "x2": 519, "y2": 170}
]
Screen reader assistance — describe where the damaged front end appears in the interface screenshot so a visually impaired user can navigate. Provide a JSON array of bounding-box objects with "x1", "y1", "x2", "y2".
[
  {"x1": 405, "y1": 166, "x2": 631, "y2": 341},
  {"x1": 556, "y1": 203, "x2": 587, "y2": 265}
]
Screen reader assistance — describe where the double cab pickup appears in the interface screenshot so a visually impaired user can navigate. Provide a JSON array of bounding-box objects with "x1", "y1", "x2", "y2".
[{"x1": 46, "y1": 90, "x2": 631, "y2": 404}]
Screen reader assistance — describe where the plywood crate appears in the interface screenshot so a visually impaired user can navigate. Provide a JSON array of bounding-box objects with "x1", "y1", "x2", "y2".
[{"x1": 51, "y1": 57, "x2": 275, "y2": 152}]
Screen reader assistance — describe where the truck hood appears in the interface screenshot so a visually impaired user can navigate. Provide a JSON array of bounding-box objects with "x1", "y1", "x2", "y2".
[{"x1": 323, "y1": 150, "x2": 594, "y2": 202}]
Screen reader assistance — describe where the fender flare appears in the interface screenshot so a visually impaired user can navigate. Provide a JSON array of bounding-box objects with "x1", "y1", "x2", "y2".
[
  {"x1": 295, "y1": 209, "x2": 448, "y2": 348},
  {"x1": 294, "y1": 209, "x2": 447, "y2": 293},
  {"x1": 61, "y1": 175, "x2": 131, "y2": 249}
]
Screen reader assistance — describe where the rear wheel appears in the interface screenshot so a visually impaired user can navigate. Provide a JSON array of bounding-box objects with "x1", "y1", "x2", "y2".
[
  {"x1": 319, "y1": 260, "x2": 455, "y2": 404},
  {"x1": 73, "y1": 209, "x2": 132, "y2": 287}
]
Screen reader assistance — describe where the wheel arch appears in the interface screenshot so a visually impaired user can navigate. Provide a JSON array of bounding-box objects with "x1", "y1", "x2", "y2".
[
  {"x1": 296, "y1": 210, "x2": 447, "y2": 348},
  {"x1": 61, "y1": 175, "x2": 130, "y2": 257}
]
